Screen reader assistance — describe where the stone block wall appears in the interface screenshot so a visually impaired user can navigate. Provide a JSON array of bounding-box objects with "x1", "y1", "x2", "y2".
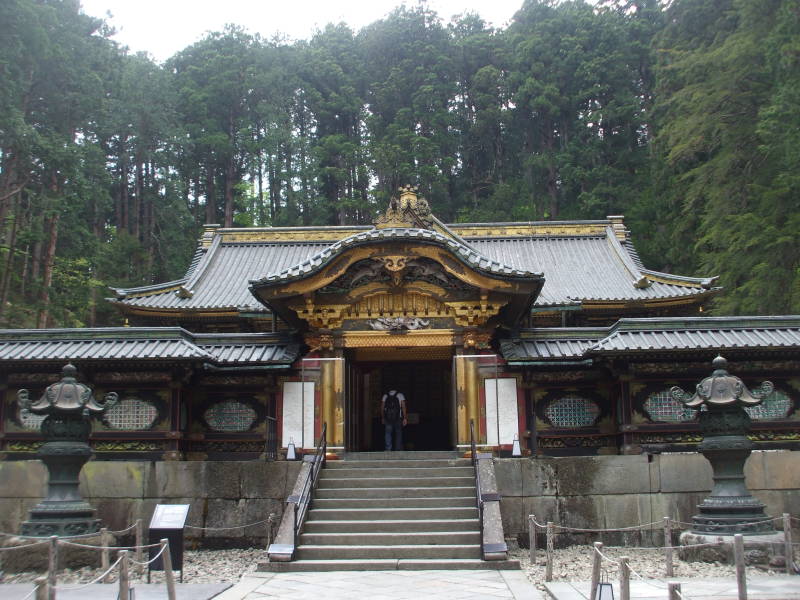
[
  {"x1": 1, "y1": 451, "x2": 796, "y2": 547},
  {"x1": 0, "y1": 460, "x2": 301, "y2": 546},
  {"x1": 494, "y1": 450, "x2": 799, "y2": 546}
]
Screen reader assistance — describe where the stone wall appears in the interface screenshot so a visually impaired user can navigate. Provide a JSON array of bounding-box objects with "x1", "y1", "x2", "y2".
[
  {"x1": 1, "y1": 451, "x2": 796, "y2": 547},
  {"x1": 494, "y1": 450, "x2": 800, "y2": 545},
  {"x1": 0, "y1": 460, "x2": 301, "y2": 545}
]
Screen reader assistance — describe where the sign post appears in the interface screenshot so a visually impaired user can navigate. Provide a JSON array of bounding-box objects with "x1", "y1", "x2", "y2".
[{"x1": 148, "y1": 504, "x2": 190, "y2": 583}]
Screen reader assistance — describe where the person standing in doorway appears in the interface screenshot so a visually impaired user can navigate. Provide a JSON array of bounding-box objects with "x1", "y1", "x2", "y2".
[{"x1": 381, "y1": 389, "x2": 407, "y2": 451}]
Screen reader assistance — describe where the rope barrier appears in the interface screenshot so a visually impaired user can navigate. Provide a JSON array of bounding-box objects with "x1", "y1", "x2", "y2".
[
  {"x1": 670, "y1": 518, "x2": 781, "y2": 529},
  {"x1": 0, "y1": 539, "x2": 50, "y2": 551},
  {"x1": 593, "y1": 544, "x2": 621, "y2": 565},
  {"x1": 57, "y1": 539, "x2": 163, "y2": 551},
  {"x1": 52, "y1": 555, "x2": 123, "y2": 592},
  {"x1": 0, "y1": 522, "x2": 138, "y2": 540},
  {"x1": 551, "y1": 521, "x2": 664, "y2": 533},
  {"x1": 673, "y1": 587, "x2": 693, "y2": 600},
  {"x1": 530, "y1": 513, "x2": 793, "y2": 534},
  {"x1": 129, "y1": 542, "x2": 167, "y2": 567},
  {"x1": 19, "y1": 584, "x2": 40, "y2": 600},
  {"x1": 530, "y1": 516, "x2": 666, "y2": 532},
  {"x1": 184, "y1": 518, "x2": 270, "y2": 531}
]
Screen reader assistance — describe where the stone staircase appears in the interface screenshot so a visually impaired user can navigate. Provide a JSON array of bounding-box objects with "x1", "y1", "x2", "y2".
[{"x1": 262, "y1": 451, "x2": 519, "y2": 571}]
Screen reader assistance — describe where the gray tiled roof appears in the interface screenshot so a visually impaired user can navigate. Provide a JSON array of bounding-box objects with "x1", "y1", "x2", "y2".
[
  {"x1": 113, "y1": 242, "x2": 331, "y2": 311},
  {"x1": 588, "y1": 316, "x2": 800, "y2": 354},
  {"x1": 468, "y1": 231, "x2": 715, "y2": 306},
  {"x1": 500, "y1": 328, "x2": 609, "y2": 361},
  {"x1": 193, "y1": 333, "x2": 299, "y2": 364},
  {"x1": 501, "y1": 316, "x2": 800, "y2": 361},
  {"x1": 0, "y1": 328, "x2": 298, "y2": 366},
  {"x1": 113, "y1": 223, "x2": 715, "y2": 312},
  {"x1": 251, "y1": 227, "x2": 540, "y2": 286}
]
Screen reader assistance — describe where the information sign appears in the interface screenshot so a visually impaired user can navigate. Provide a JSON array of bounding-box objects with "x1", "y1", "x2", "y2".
[{"x1": 148, "y1": 503, "x2": 190, "y2": 580}]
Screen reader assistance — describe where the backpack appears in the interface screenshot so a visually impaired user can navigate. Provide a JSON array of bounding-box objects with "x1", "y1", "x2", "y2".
[{"x1": 383, "y1": 391, "x2": 402, "y2": 423}]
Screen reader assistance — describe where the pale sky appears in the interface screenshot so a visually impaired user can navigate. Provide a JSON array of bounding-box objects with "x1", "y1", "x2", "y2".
[{"x1": 79, "y1": 0, "x2": 525, "y2": 62}]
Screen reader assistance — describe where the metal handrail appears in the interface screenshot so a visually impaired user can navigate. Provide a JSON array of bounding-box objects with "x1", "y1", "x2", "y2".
[
  {"x1": 291, "y1": 422, "x2": 327, "y2": 548},
  {"x1": 470, "y1": 419, "x2": 485, "y2": 558}
]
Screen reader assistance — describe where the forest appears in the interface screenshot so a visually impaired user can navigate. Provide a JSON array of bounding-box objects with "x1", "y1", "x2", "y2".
[{"x1": 0, "y1": 0, "x2": 798, "y2": 328}]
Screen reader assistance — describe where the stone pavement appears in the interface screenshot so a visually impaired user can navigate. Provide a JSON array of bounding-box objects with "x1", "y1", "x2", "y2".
[
  {"x1": 545, "y1": 576, "x2": 800, "y2": 599},
  {"x1": 214, "y1": 569, "x2": 544, "y2": 600},
  {"x1": 0, "y1": 582, "x2": 231, "y2": 599}
]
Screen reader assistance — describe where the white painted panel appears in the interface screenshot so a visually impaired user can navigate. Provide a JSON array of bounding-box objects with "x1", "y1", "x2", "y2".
[
  {"x1": 282, "y1": 381, "x2": 315, "y2": 449},
  {"x1": 485, "y1": 378, "x2": 518, "y2": 446}
]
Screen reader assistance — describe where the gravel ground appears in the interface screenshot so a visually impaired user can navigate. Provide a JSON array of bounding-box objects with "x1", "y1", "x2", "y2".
[
  {"x1": 1, "y1": 547, "x2": 265, "y2": 585},
  {"x1": 2, "y1": 544, "x2": 797, "y2": 589},
  {"x1": 510, "y1": 545, "x2": 799, "y2": 593}
]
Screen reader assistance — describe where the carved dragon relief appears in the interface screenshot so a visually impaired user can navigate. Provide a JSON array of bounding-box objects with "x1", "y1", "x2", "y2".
[{"x1": 319, "y1": 257, "x2": 472, "y2": 294}]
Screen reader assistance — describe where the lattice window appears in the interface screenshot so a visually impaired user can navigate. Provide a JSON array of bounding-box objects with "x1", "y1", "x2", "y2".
[
  {"x1": 19, "y1": 410, "x2": 46, "y2": 431},
  {"x1": 644, "y1": 389, "x2": 697, "y2": 423},
  {"x1": 744, "y1": 390, "x2": 792, "y2": 421},
  {"x1": 545, "y1": 395, "x2": 600, "y2": 427},
  {"x1": 104, "y1": 398, "x2": 159, "y2": 430},
  {"x1": 204, "y1": 400, "x2": 257, "y2": 432}
]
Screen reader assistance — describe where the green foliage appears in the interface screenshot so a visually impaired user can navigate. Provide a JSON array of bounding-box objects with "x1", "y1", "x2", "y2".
[
  {"x1": 643, "y1": 0, "x2": 800, "y2": 314},
  {"x1": 0, "y1": 0, "x2": 797, "y2": 326}
]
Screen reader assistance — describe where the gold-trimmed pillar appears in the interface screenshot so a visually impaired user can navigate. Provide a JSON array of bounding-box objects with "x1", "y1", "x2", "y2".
[
  {"x1": 455, "y1": 355, "x2": 481, "y2": 446},
  {"x1": 465, "y1": 357, "x2": 480, "y2": 442},
  {"x1": 320, "y1": 358, "x2": 345, "y2": 448}
]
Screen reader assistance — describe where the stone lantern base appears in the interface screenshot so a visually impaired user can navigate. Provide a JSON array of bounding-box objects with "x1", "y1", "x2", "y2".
[
  {"x1": 19, "y1": 440, "x2": 101, "y2": 537},
  {"x1": 679, "y1": 530, "x2": 786, "y2": 565}
]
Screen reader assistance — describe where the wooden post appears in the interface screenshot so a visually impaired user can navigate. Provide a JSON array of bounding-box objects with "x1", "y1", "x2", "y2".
[
  {"x1": 619, "y1": 556, "x2": 630, "y2": 600},
  {"x1": 34, "y1": 576, "x2": 47, "y2": 600},
  {"x1": 784, "y1": 513, "x2": 793, "y2": 576},
  {"x1": 590, "y1": 541, "x2": 603, "y2": 600},
  {"x1": 528, "y1": 515, "x2": 536, "y2": 563},
  {"x1": 136, "y1": 518, "x2": 144, "y2": 576},
  {"x1": 663, "y1": 517, "x2": 674, "y2": 577},
  {"x1": 668, "y1": 582, "x2": 681, "y2": 600},
  {"x1": 734, "y1": 534, "x2": 747, "y2": 600},
  {"x1": 100, "y1": 527, "x2": 111, "y2": 583},
  {"x1": 161, "y1": 538, "x2": 177, "y2": 600},
  {"x1": 47, "y1": 536, "x2": 57, "y2": 600},
  {"x1": 545, "y1": 521, "x2": 554, "y2": 582},
  {"x1": 119, "y1": 550, "x2": 130, "y2": 600}
]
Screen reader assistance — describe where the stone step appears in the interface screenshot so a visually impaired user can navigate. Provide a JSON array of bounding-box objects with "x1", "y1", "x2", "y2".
[
  {"x1": 295, "y1": 543, "x2": 482, "y2": 560},
  {"x1": 317, "y1": 476, "x2": 475, "y2": 489},
  {"x1": 327, "y1": 459, "x2": 471, "y2": 469},
  {"x1": 341, "y1": 451, "x2": 462, "y2": 461},
  {"x1": 259, "y1": 558, "x2": 521, "y2": 572},
  {"x1": 299, "y1": 531, "x2": 481, "y2": 546},
  {"x1": 303, "y1": 518, "x2": 479, "y2": 533},
  {"x1": 320, "y1": 466, "x2": 474, "y2": 478},
  {"x1": 311, "y1": 496, "x2": 477, "y2": 509},
  {"x1": 314, "y1": 486, "x2": 476, "y2": 499},
  {"x1": 307, "y1": 507, "x2": 478, "y2": 521}
]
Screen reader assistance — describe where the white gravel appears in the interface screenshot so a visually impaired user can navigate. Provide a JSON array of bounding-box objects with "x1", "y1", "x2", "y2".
[
  {"x1": 1, "y1": 547, "x2": 265, "y2": 585},
  {"x1": 510, "y1": 545, "x2": 798, "y2": 593}
]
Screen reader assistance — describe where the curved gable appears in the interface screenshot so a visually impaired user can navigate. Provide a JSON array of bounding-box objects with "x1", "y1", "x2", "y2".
[{"x1": 249, "y1": 227, "x2": 544, "y2": 331}]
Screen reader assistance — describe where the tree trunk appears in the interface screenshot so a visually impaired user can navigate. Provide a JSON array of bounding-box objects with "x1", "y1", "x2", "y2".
[
  {"x1": 117, "y1": 138, "x2": 129, "y2": 232},
  {"x1": 0, "y1": 196, "x2": 20, "y2": 316},
  {"x1": 133, "y1": 153, "x2": 143, "y2": 239},
  {"x1": 205, "y1": 162, "x2": 217, "y2": 224},
  {"x1": 224, "y1": 158, "x2": 235, "y2": 228},
  {"x1": 36, "y1": 194, "x2": 60, "y2": 329}
]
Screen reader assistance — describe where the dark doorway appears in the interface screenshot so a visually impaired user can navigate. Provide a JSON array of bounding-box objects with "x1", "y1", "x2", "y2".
[{"x1": 346, "y1": 360, "x2": 451, "y2": 451}]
